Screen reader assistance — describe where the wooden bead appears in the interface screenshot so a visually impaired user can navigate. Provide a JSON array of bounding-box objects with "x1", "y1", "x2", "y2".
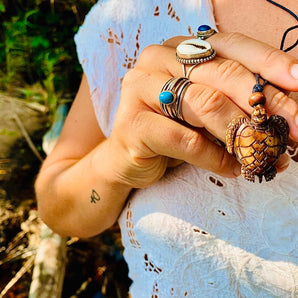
[{"x1": 249, "y1": 92, "x2": 266, "y2": 107}]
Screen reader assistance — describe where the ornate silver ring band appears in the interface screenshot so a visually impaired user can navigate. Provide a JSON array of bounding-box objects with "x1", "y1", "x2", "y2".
[
  {"x1": 175, "y1": 49, "x2": 216, "y2": 65},
  {"x1": 176, "y1": 37, "x2": 216, "y2": 78},
  {"x1": 159, "y1": 77, "x2": 192, "y2": 121}
]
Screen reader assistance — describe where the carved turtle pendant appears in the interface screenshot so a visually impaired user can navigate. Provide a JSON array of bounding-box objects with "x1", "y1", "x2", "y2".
[{"x1": 226, "y1": 92, "x2": 289, "y2": 183}]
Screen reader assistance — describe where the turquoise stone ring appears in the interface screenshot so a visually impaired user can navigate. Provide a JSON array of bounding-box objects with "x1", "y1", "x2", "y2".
[
  {"x1": 159, "y1": 77, "x2": 192, "y2": 120},
  {"x1": 159, "y1": 91, "x2": 175, "y2": 105}
]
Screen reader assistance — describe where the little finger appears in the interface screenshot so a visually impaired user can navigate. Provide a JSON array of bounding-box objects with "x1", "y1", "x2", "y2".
[{"x1": 138, "y1": 111, "x2": 241, "y2": 177}]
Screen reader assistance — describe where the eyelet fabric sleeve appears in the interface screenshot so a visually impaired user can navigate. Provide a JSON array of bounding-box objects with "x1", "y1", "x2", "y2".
[{"x1": 74, "y1": 0, "x2": 216, "y2": 136}]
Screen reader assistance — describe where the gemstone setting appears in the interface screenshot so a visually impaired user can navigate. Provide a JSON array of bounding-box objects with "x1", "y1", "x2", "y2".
[
  {"x1": 198, "y1": 25, "x2": 211, "y2": 31},
  {"x1": 176, "y1": 39, "x2": 213, "y2": 59},
  {"x1": 196, "y1": 24, "x2": 217, "y2": 40},
  {"x1": 159, "y1": 91, "x2": 175, "y2": 105}
]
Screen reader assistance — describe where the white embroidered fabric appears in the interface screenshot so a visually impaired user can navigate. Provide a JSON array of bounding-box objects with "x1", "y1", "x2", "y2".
[{"x1": 75, "y1": 1, "x2": 298, "y2": 297}]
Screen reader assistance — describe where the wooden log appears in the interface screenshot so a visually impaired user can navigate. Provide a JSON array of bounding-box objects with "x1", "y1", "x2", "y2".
[
  {"x1": 28, "y1": 103, "x2": 69, "y2": 298},
  {"x1": 0, "y1": 93, "x2": 48, "y2": 195},
  {"x1": 29, "y1": 224, "x2": 67, "y2": 298}
]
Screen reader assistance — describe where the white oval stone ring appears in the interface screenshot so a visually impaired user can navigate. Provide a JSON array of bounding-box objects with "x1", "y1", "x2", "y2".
[
  {"x1": 176, "y1": 39, "x2": 214, "y2": 60},
  {"x1": 176, "y1": 38, "x2": 216, "y2": 77},
  {"x1": 176, "y1": 38, "x2": 216, "y2": 64}
]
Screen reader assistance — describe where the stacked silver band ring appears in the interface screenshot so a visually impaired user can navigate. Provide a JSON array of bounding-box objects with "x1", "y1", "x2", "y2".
[{"x1": 159, "y1": 77, "x2": 192, "y2": 121}]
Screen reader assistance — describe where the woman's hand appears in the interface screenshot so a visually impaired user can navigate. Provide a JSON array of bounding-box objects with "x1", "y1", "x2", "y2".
[
  {"x1": 36, "y1": 32, "x2": 298, "y2": 237},
  {"x1": 108, "y1": 32, "x2": 298, "y2": 188}
]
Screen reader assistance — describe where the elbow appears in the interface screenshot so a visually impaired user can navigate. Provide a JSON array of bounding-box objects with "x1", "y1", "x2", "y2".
[
  {"x1": 35, "y1": 173, "x2": 73, "y2": 237},
  {"x1": 35, "y1": 171, "x2": 115, "y2": 238},
  {"x1": 35, "y1": 176, "x2": 110, "y2": 238}
]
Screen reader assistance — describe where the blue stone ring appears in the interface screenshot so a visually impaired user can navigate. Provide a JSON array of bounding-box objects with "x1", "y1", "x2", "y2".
[
  {"x1": 159, "y1": 77, "x2": 192, "y2": 121},
  {"x1": 159, "y1": 90, "x2": 176, "y2": 105},
  {"x1": 196, "y1": 24, "x2": 217, "y2": 40}
]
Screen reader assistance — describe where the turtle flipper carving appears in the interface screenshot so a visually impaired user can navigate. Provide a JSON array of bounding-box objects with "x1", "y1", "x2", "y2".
[
  {"x1": 268, "y1": 114, "x2": 289, "y2": 154},
  {"x1": 241, "y1": 165, "x2": 256, "y2": 182},
  {"x1": 225, "y1": 92, "x2": 289, "y2": 183},
  {"x1": 263, "y1": 165, "x2": 277, "y2": 182},
  {"x1": 226, "y1": 116, "x2": 249, "y2": 155}
]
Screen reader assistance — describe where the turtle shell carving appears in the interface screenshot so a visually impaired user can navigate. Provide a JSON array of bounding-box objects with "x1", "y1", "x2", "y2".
[{"x1": 226, "y1": 104, "x2": 289, "y2": 183}]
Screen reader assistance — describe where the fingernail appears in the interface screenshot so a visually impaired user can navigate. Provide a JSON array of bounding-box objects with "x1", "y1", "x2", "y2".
[
  {"x1": 233, "y1": 164, "x2": 241, "y2": 177},
  {"x1": 290, "y1": 64, "x2": 298, "y2": 79},
  {"x1": 277, "y1": 154, "x2": 290, "y2": 169}
]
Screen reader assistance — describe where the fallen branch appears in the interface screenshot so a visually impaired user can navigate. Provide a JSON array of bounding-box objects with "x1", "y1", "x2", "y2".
[
  {"x1": 0, "y1": 255, "x2": 35, "y2": 298},
  {"x1": 28, "y1": 224, "x2": 67, "y2": 298},
  {"x1": 12, "y1": 112, "x2": 44, "y2": 162}
]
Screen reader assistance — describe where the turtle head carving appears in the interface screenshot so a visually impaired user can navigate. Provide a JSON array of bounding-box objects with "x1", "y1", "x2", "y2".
[{"x1": 251, "y1": 104, "x2": 267, "y2": 127}]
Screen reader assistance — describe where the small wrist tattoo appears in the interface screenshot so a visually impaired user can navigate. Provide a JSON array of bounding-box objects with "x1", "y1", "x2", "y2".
[{"x1": 90, "y1": 189, "x2": 101, "y2": 204}]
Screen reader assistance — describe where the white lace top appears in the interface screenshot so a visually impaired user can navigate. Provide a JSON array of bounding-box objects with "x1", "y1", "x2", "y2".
[{"x1": 75, "y1": 1, "x2": 298, "y2": 297}]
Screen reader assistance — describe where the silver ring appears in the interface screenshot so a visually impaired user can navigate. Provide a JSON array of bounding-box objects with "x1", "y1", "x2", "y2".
[
  {"x1": 176, "y1": 38, "x2": 216, "y2": 77},
  {"x1": 175, "y1": 49, "x2": 216, "y2": 65},
  {"x1": 196, "y1": 25, "x2": 217, "y2": 40},
  {"x1": 159, "y1": 77, "x2": 192, "y2": 121}
]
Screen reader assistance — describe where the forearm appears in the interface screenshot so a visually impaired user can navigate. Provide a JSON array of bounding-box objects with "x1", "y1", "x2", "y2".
[{"x1": 35, "y1": 138, "x2": 132, "y2": 238}]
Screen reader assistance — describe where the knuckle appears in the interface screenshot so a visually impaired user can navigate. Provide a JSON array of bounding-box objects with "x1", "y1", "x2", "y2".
[
  {"x1": 188, "y1": 87, "x2": 226, "y2": 118},
  {"x1": 269, "y1": 91, "x2": 288, "y2": 114},
  {"x1": 220, "y1": 32, "x2": 247, "y2": 48},
  {"x1": 122, "y1": 68, "x2": 151, "y2": 91},
  {"x1": 121, "y1": 68, "x2": 138, "y2": 88},
  {"x1": 215, "y1": 59, "x2": 245, "y2": 80},
  {"x1": 199, "y1": 90, "x2": 224, "y2": 116},
  {"x1": 262, "y1": 47, "x2": 283, "y2": 67},
  {"x1": 179, "y1": 130, "x2": 204, "y2": 155},
  {"x1": 137, "y1": 44, "x2": 163, "y2": 67}
]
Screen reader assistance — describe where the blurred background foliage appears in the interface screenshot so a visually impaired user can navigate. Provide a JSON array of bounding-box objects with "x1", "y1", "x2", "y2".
[
  {"x1": 0, "y1": 0, "x2": 96, "y2": 118},
  {"x1": 0, "y1": 1, "x2": 132, "y2": 297}
]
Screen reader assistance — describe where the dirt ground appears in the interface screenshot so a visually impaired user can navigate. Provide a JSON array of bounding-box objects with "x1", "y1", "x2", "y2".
[
  {"x1": 0, "y1": 94, "x2": 131, "y2": 297},
  {"x1": 0, "y1": 178, "x2": 131, "y2": 298}
]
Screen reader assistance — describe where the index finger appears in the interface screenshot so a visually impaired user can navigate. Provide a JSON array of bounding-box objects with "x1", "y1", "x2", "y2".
[
  {"x1": 161, "y1": 34, "x2": 298, "y2": 140},
  {"x1": 164, "y1": 33, "x2": 298, "y2": 91},
  {"x1": 209, "y1": 32, "x2": 298, "y2": 91}
]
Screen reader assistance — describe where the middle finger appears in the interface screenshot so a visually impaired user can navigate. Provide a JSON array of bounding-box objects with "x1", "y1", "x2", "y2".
[
  {"x1": 133, "y1": 68, "x2": 246, "y2": 142},
  {"x1": 137, "y1": 44, "x2": 298, "y2": 140}
]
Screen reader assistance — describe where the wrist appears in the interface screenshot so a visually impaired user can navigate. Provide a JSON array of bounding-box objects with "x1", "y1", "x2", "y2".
[
  {"x1": 91, "y1": 138, "x2": 134, "y2": 190},
  {"x1": 96, "y1": 136, "x2": 167, "y2": 189}
]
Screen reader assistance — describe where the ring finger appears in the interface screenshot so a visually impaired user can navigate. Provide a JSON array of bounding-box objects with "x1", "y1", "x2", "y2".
[
  {"x1": 133, "y1": 68, "x2": 246, "y2": 143},
  {"x1": 138, "y1": 44, "x2": 298, "y2": 140}
]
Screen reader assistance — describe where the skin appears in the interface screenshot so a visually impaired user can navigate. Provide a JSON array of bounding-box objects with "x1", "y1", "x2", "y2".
[
  {"x1": 212, "y1": 0, "x2": 298, "y2": 102},
  {"x1": 35, "y1": 0, "x2": 298, "y2": 238}
]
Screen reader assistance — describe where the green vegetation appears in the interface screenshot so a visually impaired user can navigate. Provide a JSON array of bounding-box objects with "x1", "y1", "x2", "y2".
[{"x1": 0, "y1": 0, "x2": 95, "y2": 116}]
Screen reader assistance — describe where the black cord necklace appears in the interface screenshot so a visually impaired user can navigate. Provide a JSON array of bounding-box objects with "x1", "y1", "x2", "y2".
[
  {"x1": 266, "y1": 0, "x2": 298, "y2": 52},
  {"x1": 226, "y1": 0, "x2": 297, "y2": 183},
  {"x1": 254, "y1": 0, "x2": 298, "y2": 91}
]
